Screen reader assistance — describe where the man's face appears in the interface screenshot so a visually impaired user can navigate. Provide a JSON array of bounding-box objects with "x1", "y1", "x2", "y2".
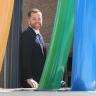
[{"x1": 28, "y1": 12, "x2": 42, "y2": 30}]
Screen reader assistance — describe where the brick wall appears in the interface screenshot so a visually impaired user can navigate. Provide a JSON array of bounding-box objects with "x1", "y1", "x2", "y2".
[{"x1": 22, "y1": 0, "x2": 57, "y2": 43}]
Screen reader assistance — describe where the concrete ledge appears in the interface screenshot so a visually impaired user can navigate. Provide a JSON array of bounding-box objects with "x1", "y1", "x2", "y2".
[{"x1": 0, "y1": 88, "x2": 96, "y2": 96}]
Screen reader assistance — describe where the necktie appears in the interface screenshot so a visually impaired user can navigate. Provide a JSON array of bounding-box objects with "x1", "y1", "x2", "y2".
[{"x1": 36, "y1": 34, "x2": 44, "y2": 55}]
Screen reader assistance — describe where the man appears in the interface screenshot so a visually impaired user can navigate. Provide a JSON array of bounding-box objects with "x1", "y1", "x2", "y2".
[{"x1": 20, "y1": 8, "x2": 46, "y2": 88}]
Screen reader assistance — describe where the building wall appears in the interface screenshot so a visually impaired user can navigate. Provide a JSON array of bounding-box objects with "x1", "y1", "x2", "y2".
[{"x1": 22, "y1": 0, "x2": 57, "y2": 43}]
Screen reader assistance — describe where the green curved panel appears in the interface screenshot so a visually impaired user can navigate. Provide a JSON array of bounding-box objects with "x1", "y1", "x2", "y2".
[{"x1": 39, "y1": 0, "x2": 74, "y2": 89}]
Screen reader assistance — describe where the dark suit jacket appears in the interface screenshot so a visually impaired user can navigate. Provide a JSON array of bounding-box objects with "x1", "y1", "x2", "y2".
[{"x1": 19, "y1": 27, "x2": 46, "y2": 88}]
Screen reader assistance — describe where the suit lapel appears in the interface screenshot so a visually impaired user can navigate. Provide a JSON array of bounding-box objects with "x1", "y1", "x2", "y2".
[{"x1": 27, "y1": 26, "x2": 45, "y2": 55}]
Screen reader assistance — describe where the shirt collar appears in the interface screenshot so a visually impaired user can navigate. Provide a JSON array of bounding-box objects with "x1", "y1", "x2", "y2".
[{"x1": 33, "y1": 28, "x2": 40, "y2": 35}]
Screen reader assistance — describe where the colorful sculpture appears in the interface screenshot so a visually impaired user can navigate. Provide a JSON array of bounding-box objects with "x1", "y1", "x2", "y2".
[
  {"x1": 39, "y1": 0, "x2": 74, "y2": 89},
  {"x1": 0, "y1": 0, "x2": 14, "y2": 72},
  {"x1": 71, "y1": 0, "x2": 96, "y2": 91}
]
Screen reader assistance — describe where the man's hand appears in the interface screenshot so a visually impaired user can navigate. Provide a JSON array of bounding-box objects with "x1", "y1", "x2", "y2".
[{"x1": 26, "y1": 79, "x2": 38, "y2": 88}]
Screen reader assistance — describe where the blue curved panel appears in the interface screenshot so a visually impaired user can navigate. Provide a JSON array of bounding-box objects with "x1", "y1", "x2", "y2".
[{"x1": 71, "y1": 0, "x2": 96, "y2": 91}]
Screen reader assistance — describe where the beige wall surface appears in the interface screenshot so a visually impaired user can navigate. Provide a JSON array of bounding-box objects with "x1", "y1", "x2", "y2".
[{"x1": 22, "y1": 0, "x2": 57, "y2": 43}]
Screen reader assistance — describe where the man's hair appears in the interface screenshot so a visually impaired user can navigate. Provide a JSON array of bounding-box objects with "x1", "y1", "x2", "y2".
[{"x1": 28, "y1": 8, "x2": 42, "y2": 17}]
